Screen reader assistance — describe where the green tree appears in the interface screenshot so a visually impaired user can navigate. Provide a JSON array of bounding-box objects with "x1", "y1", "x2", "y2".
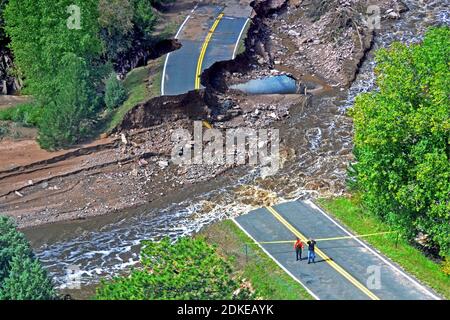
[
  {"x1": 0, "y1": 216, "x2": 28, "y2": 282},
  {"x1": 350, "y1": 27, "x2": 450, "y2": 256},
  {"x1": 0, "y1": 0, "x2": 9, "y2": 42},
  {"x1": 37, "y1": 53, "x2": 101, "y2": 149},
  {"x1": 98, "y1": 0, "x2": 157, "y2": 61},
  {"x1": 0, "y1": 255, "x2": 55, "y2": 300},
  {"x1": 132, "y1": 0, "x2": 157, "y2": 40},
  {"x1": 98, "y1": 0, "x2": 134, "y2": 60},
  {"x1": 4, "y1": 0, "x2": 105, "y2": 149},
  {"x1": 4, "y1": 0, "x2": 103, "y2": 101},
  {"x1": 0, "y1": 216, "x2": 55, "y2": 300},
  {"x1": 104, "y1": 72, "x2": 128, "y2": 109},
  {"x1": 95, "y1": 237, "x2": 254, "y2": 300}
]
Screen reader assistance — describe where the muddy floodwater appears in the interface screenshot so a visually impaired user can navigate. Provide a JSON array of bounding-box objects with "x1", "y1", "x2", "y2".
[
  {"x1": 230, "y1": 75, "x2": 300, "y2": 94},
  {"x1": 23, "y1": 0, "x2": 449, "y2": 296}
]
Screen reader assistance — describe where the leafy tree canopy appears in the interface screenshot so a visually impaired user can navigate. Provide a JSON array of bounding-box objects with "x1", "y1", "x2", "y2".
[
  {"x1": 98, "y1": 0, "x2": 157, "y2": 61},
  {"x1": 37, "y1": 53, "x2": 103, "y2": 149},
  {"x1": 350, "y1": 27, "x2": 450, "y2": 256},
  {"x1": 4, "y1": 0, "x2": 103, "y2": 101},
  {"x1": 95, "y1": 237, "x2": 254, "y2": 300},
  {"x1": 0, "y1": 216, "x2": 55, "y2": 300}
]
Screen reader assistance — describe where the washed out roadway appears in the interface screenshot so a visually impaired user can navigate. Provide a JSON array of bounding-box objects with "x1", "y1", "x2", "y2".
[{"x1": 162, "y1": 4, "x2": 252, "y2": 96}]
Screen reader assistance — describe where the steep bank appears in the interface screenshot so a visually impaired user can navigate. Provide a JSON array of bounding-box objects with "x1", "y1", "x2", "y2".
[{"x1": 0, "y1": 45, "x2": 21, "y2": 94}]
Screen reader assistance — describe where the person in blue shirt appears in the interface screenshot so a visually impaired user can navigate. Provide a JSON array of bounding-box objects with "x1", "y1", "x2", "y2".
[{"x1": 307, "y1": 238, "x2": 317, "y2": 264}]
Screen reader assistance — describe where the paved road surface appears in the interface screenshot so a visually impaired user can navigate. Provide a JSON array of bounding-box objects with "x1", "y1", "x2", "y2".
[
  {"x1": 161, "y1": 4, "x2": 251, "y2": 96},
  {"x1": 234, "y1": 200, "x2": 440, "y2": 300}
]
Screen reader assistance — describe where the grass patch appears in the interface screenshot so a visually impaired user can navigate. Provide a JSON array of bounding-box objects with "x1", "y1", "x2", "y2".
[
  {"x1": 105, "y1": 55, "x2": 165, "y2": 133},
  {"x1": 317, "y1": 196, "x2": 450, "y2": 299},
  {"x1": 236, "y1": 20, "x2": 251, "y2": 57},
  {"x1": 105, "y1": 66, "x2": 151, "y2": 132},
  {"x1": 200, "y1": 219, "x2": 313, "y2": 300},
  {"x1": 0, "y1": 103, "x2": 42, "y2": 127},
  {"x1": 149, "y1": 56, "x2": 165, "y2": 98}
]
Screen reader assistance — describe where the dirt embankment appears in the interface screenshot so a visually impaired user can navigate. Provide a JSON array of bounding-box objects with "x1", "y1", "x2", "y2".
[
  {"x1": 117, "y1": 90, "x2": 211, "y2": 131},
  {"x1": 115, "y1": 38, "x2": 182, "y2": 79}
]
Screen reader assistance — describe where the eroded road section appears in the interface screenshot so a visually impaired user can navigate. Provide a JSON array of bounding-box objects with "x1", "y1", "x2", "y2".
[{"x1": 161, "y1": 3, "x2": 252, "y2": 95}]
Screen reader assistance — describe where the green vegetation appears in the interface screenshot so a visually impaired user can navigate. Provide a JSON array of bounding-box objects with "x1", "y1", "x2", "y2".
[
  {"x1": 149, "y1": 58, "x2": 164, "y2": 98},
  {"x1": 2, "y1": 0, "x2": 165, "y2": 149},
  {"x1": 4, "y1": 0, "x2": 105, "y2": 149},
  {"x1": 236, "y1": 20, "x2": 251, "y2": 57},
  {"x1": 442, "y1": 258, "x2": 450, "y2": 276},
  {"x1": 106, "y1": 66, "x2": 150, "y2": 132},
  {"x1": 104, "y1": 54, "x2": 166, "y2": 132},
  {"x1": 317, "y1": 197, "x2": 450, "y2": 298},
  {"x1": 95, "y1": 237, "x2": 254, "y2": 300},
  {"x1": 4, "y1": 0, "x2": 104, "y2": 101},
  {"x1": 201, "y1": 220, "x2": 314, "y2": 300},
  {"x1": 0, "y1": 216, "x2": 55, "y2": 300},
  {"x1": 104, "y1": 73, "x2": 128, "y2": 110},
  {"x1": 98, "y1": 0, "x2": 157, "y2": 61},
  {"x1": 38, "y1": 54, "x2": 103, "y2": 149},
  {"x1": 0, "y1": 103, "x2": 42, "y2": 127},
  {"x1": 349, "y1": 27, "x2": 450, "y2": 256}
]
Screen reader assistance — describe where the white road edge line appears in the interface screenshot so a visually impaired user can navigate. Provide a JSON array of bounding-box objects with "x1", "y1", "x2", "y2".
[
  {"x1": 232, "y1": 18, "x2": 250, "y2": 60},
  {"x1": 232, "y1": 218, "x2": 320, "y2": 300},
  {"x1": 161, "y1": 14, "x2": 192, "y2": 96},
  {"x1": 304, "y1": 199, "x2": 441, "y2": 300}
]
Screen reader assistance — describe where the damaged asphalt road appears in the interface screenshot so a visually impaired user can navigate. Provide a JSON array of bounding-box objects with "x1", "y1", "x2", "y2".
[{"x1": 161, "y1": 3, "x2": 252, "y2": 95}]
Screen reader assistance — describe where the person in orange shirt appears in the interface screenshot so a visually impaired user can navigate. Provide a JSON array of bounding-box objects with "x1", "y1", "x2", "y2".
[{"x1": 294, "y1": 237, "x2": 304, "y2": 261}]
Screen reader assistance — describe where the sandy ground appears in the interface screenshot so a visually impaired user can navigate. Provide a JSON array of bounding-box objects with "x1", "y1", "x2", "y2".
[{"x1": 0, "y1": 95, "x2": 30, "y2": 110}]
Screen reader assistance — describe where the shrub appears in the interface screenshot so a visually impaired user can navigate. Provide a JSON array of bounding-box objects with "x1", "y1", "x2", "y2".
[
  {"x1": 95, "y1": 237, "x2": 254, "y2": 300},
  {"x1": 0, "y1": 103, "x2": 43, "y2": 127},
  {"x1": 0, "y1": 216, "x2": 55, "y2": 300},
  {"x1": 104, "y1": 73, "x2": 128, "y2": 109},
  {"x1": 442, "y1": 258, "x2": 450, "y2": 276}
]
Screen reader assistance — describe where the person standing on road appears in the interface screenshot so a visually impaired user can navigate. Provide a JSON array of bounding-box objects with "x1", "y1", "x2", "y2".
[
  {"x1": 294, "y1": 237, "x2": 304, "y2": 261},
  {"x1": 307, "y1": 238, "x2": 317, "y2": 264}
]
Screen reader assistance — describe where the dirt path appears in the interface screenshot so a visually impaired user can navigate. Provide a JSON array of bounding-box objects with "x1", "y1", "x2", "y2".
[{"x1": 0, "y1": 95, "x2": 30, "y2": 110}]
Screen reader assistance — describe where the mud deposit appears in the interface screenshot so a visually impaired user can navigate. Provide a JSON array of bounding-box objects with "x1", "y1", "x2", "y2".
[{"x1": 4, "y1": 0, "x2": 448, "y2": 296}]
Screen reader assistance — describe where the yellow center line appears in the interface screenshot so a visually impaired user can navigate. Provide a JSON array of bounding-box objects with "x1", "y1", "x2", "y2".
[
  {"x1": 259, "y1": 231, "x2": 394, "y2": 244},
  {"x1": 202, "y1": 120, "x2": 213, "y2": 129},
  {"x1": 265, "y1": 206, "x2": 380, "y2": 300},
  {"x1": 195, "y1": 13, "x2": 225, "y2": 89}
]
